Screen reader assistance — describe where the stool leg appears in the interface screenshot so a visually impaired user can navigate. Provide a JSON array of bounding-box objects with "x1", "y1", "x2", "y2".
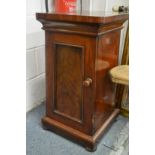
[{"x1": 115, "y1": 84, "x2": 124, "y2": 108}]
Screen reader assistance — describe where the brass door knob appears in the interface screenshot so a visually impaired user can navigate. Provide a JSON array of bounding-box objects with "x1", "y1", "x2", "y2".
[{"x1": 83, "y1": 78, "x2": 92, "y2": 87}]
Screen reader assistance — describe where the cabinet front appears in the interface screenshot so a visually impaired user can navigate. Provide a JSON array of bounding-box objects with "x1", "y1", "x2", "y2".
[{"x1": 46, "y1": 32, "x2": 95, "y2": 134}]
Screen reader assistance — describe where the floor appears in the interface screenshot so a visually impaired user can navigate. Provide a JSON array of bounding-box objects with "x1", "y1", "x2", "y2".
[{"x1": 26, "y1": 103, "x2": 129, "y2": 155}]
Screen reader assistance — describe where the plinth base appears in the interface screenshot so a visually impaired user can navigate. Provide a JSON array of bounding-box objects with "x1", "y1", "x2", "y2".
[{"x1": 42, "y1": 109, "x2": 120, "y2": 151}]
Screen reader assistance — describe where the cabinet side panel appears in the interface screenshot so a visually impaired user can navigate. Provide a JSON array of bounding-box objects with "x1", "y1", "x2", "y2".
[{"x1": 94, "y1": 30, "x2": 121, "y2": 131}]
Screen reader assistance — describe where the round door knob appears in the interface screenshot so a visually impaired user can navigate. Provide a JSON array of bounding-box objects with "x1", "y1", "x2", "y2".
[{"x1": 83, "y1": 78, "x2": 92, "y2": 87}]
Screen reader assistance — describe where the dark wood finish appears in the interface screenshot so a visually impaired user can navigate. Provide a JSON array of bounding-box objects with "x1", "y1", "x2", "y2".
[
  {"x1": 94, "y1": 30, "x2": 121, "y2": 133},
  {"x1": 54, "y1": 44, "x2": 83, "y2": 122},
  {"x1": 45, "y1": 32, "x2": 96, "y2": 134},
  {"x1": 36, "y1": 11, "x2": 128, "y2": 24},
  {"x1": 42, "y1": 109, "x2": 120, "y2": 151},
  {"x1": 36, "y1": 11, "x2": 128, "y2": 151}
]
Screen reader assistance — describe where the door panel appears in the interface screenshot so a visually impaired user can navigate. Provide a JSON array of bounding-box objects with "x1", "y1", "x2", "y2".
[
  {"x1": 54, "y1": 43, "x2": 84, "y2": 123},
  {"x1": 46, "y1": 32, "x2": 95, "y2": 134}
]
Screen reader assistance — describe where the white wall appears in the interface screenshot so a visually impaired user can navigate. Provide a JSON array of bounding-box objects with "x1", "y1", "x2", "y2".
[
  {"x1": 91, "y1": 0, "x2": 106, "y2": 11},
  {"x1": 26, "y1": 0, "x2": 46, "y2": 112},
  {"x1": 105, "y1": 0, "x2": 129, "y2": 11},
  {"x1": 90, "y1": 0, "x2": 129, "y2": 12}
]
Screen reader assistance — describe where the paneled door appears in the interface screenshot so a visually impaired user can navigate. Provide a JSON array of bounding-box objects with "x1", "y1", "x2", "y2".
[{"x1": 45, "y1": 32, "x2": 95, "y2": 134}]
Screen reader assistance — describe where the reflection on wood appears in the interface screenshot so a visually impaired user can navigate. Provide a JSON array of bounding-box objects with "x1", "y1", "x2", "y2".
[{"x1": 94, "y1": 31, "x2": 120, "y2": 131}]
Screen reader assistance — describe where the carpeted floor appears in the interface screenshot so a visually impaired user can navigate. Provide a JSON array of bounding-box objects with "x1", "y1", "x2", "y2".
[{"x1": 26, "y1": 103, "x2": 129, "y2": 155}]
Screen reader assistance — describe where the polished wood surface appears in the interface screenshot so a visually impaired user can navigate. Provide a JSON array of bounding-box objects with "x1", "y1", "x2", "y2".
[
  {"x1": 36, "y1": 11, "x2": 128, "y2": 151},
  {"x1": 55, "y1": 44, "x2": 83, "y2": 122},
  {"x1": 36, "y1": 11, "x2": 128, "y2": 24},
  {"x1": 42, "y1": 108, "x2": 120, "y2": 151},
  {"x1": 94, "y1": 30, "x2": 121, "y2": 132},
  {"x1": 45, "y1": 32, "x2": 96, "y2": 134}
]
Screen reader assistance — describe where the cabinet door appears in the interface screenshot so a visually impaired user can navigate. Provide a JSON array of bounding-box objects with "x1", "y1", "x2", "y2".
[{"x1": 46, "y1": 32, "x2": 95, "y2": 134}]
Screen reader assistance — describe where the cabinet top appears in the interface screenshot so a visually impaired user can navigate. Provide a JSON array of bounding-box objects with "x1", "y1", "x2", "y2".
[{"x1": 36, "y1": 11, "x2": 128, "y2": 24}]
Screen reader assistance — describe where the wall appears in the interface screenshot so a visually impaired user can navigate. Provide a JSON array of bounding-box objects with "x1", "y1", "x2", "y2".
[
  {"x1": 91, "y1": 0, "x2": 106, "y2": 11},
  {"x1": 105, "y1": 0, "x2": 129, "y2": 11},
  {"x1": 26, "y1": 0, "x2": 46, "y2": 112},
  {"x1": 82, "y1": 0, "x2": 128, "y2": 12}
]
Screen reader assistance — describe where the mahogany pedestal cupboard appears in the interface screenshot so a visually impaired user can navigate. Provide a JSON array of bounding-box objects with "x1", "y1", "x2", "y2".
[{"x1": 36, "y1": 11, "x2": 128, "y2": 151}]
